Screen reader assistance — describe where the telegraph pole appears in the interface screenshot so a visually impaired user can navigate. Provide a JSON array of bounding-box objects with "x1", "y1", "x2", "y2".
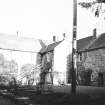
[{"x1": 71, "y1": 0, "x2": 77, "y2": 95}]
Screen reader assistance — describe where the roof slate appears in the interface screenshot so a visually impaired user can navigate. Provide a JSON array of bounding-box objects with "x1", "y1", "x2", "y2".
[
  {"x1": 40, "y1": 41, "x2": 62, "y2": 54},
  {"x1": 77, "y1": 36, "x2": 95, "y2": 52},
  {"x1": 88, "y1": 33, "x2": 105, "y2": 50}
]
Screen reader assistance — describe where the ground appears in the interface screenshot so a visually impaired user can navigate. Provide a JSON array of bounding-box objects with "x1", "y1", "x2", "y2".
[
  {"x1": 0, "y1": 96, "x2": 15, "y2": 105},
  {"x1": 1, "y1": 85, "x2": 105, "y2": 105}
]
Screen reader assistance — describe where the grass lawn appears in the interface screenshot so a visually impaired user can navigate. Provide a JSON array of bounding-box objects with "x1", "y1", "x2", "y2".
[
  {"x1": 14, "y1": 85, "x2": 105, "y2": 105},
  {"x1": 1, "y1": 85, "x2": 105, "y2": 105}
]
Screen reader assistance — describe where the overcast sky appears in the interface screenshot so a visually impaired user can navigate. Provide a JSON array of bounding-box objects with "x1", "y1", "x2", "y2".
[{"x1": 0, "y1": 0, "x2": 105, "y2": 41}]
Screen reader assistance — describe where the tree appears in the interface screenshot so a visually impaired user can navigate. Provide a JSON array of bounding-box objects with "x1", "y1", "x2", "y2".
[
  {"x1": 3, "y1": 60, "x2": 18, "y2": 78},
  {"x1": 0, "y1": 53, "x2": 18, "y2": 87},
  {"x1": 20, "y1": 64, "x2": 36, "y2": 85},
  {"x1": 78, "y1": 0, "x2": 105, "y2": 17},
  {"x1": 0, "y1": 54, "x2": 4, "y2": 65}
]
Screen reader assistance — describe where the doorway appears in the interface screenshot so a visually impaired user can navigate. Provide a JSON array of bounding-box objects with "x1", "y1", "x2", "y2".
[{"x1": 98, "y1": 73, "x2": 104, "y2": 87}]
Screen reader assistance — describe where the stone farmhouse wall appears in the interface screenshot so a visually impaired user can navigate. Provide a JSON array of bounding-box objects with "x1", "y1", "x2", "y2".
[{"x1": 78, "y1": 48, "x2": 105, "y2": 86}]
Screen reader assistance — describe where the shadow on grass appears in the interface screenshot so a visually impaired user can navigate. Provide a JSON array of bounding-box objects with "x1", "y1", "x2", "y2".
[{"x1": 16, "y1": 88, "x2": 105, "y2": 105}]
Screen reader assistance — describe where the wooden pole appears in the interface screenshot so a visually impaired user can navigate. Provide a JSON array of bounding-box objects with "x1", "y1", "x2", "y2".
[{"x1": 71, "y1": 0, "x2": 77, "y2": 95}]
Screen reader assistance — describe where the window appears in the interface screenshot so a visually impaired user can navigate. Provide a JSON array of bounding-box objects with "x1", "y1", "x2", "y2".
[{"x1": 79, "y1": 53, "x2": 82, "y2": 61}]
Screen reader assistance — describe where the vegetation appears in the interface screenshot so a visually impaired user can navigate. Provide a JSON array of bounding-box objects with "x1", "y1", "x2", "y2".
[
  {"x1": 78, "y1": 0, "x2": 105, "y2": 17},
  {"x1": 0, "y1": 96, "x2": 15, "y2": 105},
  {"x1": 20, "y1": 64, "x2": 35, "y2": 85},
  {"x1": 0, "y1": 54, "x2": 18, "y2": 79}
]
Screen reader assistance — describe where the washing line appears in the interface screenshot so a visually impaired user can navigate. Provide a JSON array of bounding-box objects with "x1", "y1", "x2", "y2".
[{"x1": 0, "y1": 47, "x2": 38, "y2": 53}]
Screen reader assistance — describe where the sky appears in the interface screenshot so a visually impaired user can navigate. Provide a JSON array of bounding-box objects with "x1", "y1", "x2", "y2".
[{"x1": 0, "y1": 0, "x2": 105, "y2": 41}]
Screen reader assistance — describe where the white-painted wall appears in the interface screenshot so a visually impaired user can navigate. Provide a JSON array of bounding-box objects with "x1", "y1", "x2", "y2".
[{"x1": 53, "y1": 38, "x2": 72, "y2": 85}]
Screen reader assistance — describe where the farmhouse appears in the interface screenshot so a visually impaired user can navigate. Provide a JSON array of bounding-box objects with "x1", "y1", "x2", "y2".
[
  {"x1": 77, "y1": 29, "x2": 105, "y2": 86},
  {"x1": 39, "y1": 37, "x2": 63, "y2": 85},
  {"x1": 38, "y1": 35, "x2": 73, "y2": 85}
]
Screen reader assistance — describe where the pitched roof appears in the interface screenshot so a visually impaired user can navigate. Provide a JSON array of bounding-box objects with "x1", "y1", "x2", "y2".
[
  {"x1": 0, "y1": 34, "x2": 45, "y2": 53},
  {"x1": 88, "y1": 33, "x2": 105, "y2": 50},
  {"x1": 40, "y1": 41, "x2": 62, "y2": 54},
  {"x1": 77, "y1": 36, "x2": 95, "y2": 52}
]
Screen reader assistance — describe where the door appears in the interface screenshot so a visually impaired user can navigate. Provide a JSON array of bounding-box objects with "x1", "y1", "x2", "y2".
[{"x1": 98, "y1": 73, "x2": 104, "y2": 87}]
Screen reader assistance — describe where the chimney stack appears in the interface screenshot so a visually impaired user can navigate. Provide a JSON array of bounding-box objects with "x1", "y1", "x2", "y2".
[
  {"x1": 63, "y1": 33, "x2": 65, "y2": 40},
  {"x1": 93, "y1": 28, "x2": 97, "y2": 39},
  {"x1": 53, "y1": 36, "x2": 56, "y2": 42}
]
